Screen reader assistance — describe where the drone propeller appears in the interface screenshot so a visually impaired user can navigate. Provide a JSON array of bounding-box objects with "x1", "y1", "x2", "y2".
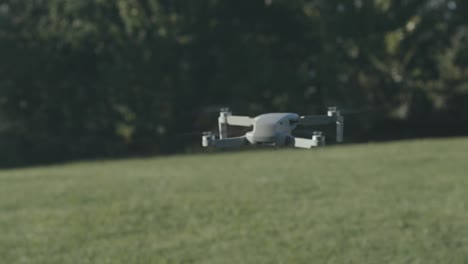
[
  {"x1": 200, "y1": 105, "x2": 231, "y2": 114},
  {"x1": 337, "y1": 107, "x2": 376, "y2": 115}
]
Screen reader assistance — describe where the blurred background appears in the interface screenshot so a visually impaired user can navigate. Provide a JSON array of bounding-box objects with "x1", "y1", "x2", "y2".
[{"x1": 0, "y1": 0, "x2": 467, "y2": 168}]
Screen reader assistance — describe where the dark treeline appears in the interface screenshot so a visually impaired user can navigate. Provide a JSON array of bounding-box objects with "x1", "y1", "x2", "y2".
[{"x1": 0, "y1": 0, "x2": 467, "y2": 167}]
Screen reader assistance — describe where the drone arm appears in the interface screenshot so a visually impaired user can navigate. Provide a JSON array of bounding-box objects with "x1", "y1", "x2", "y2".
[
  {"x1": 298, "y1": 108, "x2": 344, "y2": 143},
  {"x1": 218, "y1": 108, "x2": 253, "y2": 139},
  {"x1": 288, "y1": 135, "x2": 325, "y2": 149},
  {"x1": 291, "y1": 137, "x2": 319, "y2": 148},
  {"x1": 202, "y1": 135, "x2": 248, "y2": 148},
  {"x1": 226, "y1": 116, "x2": 254, "y2": 127}
]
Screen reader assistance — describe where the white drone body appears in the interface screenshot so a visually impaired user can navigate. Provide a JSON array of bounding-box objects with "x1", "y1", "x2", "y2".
[{"x1": 202, "y1": 107, "x2": 344, "y2": 149}]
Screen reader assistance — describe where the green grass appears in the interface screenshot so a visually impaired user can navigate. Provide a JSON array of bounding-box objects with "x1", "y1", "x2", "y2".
[{"x1": 1, "y1": 138, "x2": 468, "y2": 263}]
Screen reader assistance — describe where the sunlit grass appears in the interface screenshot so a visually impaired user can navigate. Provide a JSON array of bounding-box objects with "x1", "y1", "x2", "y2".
[{"x1": 1, "y1": 138, "x2": 468, "y2": 263}]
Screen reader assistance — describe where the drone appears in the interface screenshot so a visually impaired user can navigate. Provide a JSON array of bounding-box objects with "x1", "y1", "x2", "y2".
[{"x1": 202, "y1": 107, "x2": 344, "y2": 149}]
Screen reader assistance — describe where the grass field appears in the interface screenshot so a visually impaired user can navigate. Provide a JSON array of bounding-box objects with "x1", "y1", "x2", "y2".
[{"x1": 1, "y1": 138, "x2": 468, "y2": 263}]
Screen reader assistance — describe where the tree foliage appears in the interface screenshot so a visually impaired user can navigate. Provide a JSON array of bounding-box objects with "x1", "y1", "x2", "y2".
[{"x1": 0, "y1": 0, "x2": 466, "y2": 166}]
